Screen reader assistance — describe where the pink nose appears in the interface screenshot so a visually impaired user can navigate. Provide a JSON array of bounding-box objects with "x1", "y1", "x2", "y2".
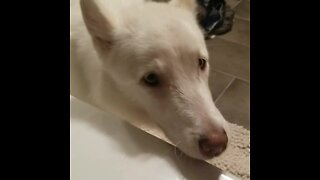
[{"x1": 198, "y1": 130, "x2": 228, "y2": 158}]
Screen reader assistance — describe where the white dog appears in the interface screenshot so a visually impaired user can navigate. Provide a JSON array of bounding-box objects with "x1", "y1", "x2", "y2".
[{"x1": 71, "y1": 0, "x2": 229, "y2": 160}]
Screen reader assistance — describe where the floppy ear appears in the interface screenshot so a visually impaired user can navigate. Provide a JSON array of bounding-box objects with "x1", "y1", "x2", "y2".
[
  {"x1": 169, "y1": 0, "x2": 198, "y2": 13},
  {"x1": 80, "y1": 0, "x2": 116, "y2": 45}
]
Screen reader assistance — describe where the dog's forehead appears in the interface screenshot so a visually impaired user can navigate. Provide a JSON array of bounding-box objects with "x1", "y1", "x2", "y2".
[
  {"x1": 117, "y1": 6, "x2": 209, "y2": 66},
  {"x1": 143, "y1": 19, "x2": 208, "y2": 59},
  {"x1": 159, "y1": 18, "x2": 208, "y2": 59}
]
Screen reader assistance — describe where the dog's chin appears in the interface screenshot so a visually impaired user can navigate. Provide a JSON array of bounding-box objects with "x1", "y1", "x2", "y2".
[
  {"x1": 180, "y1": 150, "x2": 209, "y2": 161},
  {"x1": 174, "y1": 144, "x2": 205, "y2": 160},
  {"x1": 182, "y1": 150, "x2": 223, "y2": 161}
]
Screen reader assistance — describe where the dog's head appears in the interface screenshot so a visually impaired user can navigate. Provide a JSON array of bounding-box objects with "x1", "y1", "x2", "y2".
[{"x1": 80, "y1": 0, "x2": 229, "y2": 160}]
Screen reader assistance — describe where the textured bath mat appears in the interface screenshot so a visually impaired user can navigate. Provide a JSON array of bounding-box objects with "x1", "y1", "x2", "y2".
[
  {"x1": 207, "y1": 123, "x2": 250, "y2": 179},
  {"x1": 127, "y1": 117, "x2": 250, "y2": 179}
]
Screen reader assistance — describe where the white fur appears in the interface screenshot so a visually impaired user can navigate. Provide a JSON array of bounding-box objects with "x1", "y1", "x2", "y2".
[{"x1": 71, "y1": 0, "x2": 229, "y2": 160}]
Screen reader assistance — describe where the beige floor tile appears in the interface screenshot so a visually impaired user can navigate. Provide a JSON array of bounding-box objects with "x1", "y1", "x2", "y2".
[
  {"x1": 206, "y1": 38, "x2": 250, "y2": 81},
  {"x1": 234, "y1": 0, "x2": 250, "y2": 20},
  {"x1": 216, "y1": 79, "x2": 250, "y2": 129},
  {"x1": 209, "y1": 71, "x2": 234, "y2": 101},
  {"x1": 218, "y1": 18, "x2": 250, "y2": 46},
  {"x1": 226, "y1": 0, "x2": 242, "y2": 9}
]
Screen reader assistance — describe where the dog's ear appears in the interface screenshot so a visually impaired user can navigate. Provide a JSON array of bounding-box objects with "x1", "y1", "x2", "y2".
[
  {"x1": 169, "y1": 0, "x2": 198, "y2": 13},
  {"x1": 80, "y1": 0, "x2": 117, "y2": 45}
]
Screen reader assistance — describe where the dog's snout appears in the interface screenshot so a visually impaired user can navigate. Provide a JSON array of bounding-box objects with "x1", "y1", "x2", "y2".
[{"x1": 198, "y1": 130, "x2": 228, "y2": 158}]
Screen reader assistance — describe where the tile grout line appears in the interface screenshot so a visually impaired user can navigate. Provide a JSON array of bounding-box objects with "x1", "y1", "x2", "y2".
[
  {"x1": 216, "y1": 36, "x2": 250, "y2": 48},
  {"x1": 232, "y1": 0, "x2": 250, "y2": 21},
  {"x1": 230, "y1": 0, "x2": 243, "y2": 10},
  {"x1": 214, "y1": 14, "x2": 250, "y2": 47},
  {"x1": 227, "y1": 0, "x2": 243, "y2": 12},
  {"x1": 214, "y1": 77, "x2": 236, "y2": 103},
  {"x1": 214, "y1": 69, "x2": 250, "y2": 84},
  {"x1": 235, "y1": 15, "x2": 250, "y2": 22}
]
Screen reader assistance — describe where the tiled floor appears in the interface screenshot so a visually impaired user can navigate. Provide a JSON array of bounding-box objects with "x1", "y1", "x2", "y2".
[{"x1": 207, "y1": 0, "x2": 250, "y2": 130}]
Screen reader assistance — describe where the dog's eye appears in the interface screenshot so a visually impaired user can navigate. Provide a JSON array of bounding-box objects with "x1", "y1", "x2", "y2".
[
  {"x1": 199, "y1": 58, "x2": 207, "y2": 70},
  {"x1": 143, "y1": 73, "x2": 159, "y2": 87}
]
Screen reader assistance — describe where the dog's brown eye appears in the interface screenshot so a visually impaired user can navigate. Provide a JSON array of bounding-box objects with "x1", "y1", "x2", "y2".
[
  {"x1": 143, "y1": 73, "x2": 159, "y2": 87},
  {"x1": 199, "y1": 58, "x2": 207, "y2": 70}
]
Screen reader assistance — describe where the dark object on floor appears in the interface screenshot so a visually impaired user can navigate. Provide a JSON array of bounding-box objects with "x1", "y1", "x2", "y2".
[{"x1": 196, "y1": 0, "x2": 235, "y2": 37}]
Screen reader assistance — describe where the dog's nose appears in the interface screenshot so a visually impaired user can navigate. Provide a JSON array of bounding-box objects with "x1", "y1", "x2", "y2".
[{"x1": 198, "y1": 130, "x2": 228, "y2": 158}]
